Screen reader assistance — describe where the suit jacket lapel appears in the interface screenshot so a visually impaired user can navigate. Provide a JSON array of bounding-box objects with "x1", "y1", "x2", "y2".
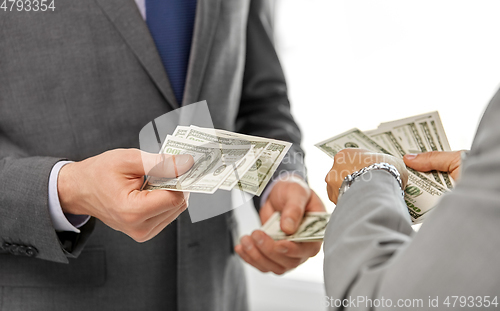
[
  {"x1": 183, "y1": 0, "x2": 222, "y2": 106},
  {"x1": 93, "y1": 0, "x2": 179, "y2": 109}
]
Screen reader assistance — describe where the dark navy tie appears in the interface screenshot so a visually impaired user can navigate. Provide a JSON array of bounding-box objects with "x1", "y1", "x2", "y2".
[{"x1": 146, "y1": 0, "x2": 198, "y2": 105}]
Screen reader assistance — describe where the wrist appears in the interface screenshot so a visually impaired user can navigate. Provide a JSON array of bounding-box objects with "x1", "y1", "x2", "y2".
[
  {"x1": 262, "y1": 172, "x2": 309, "y2": 205},
  {"x1": 278, "y1": 173, "x2": 309, "y2": 191},
  {"x1": 57, "y1": 162, "x2": 86, "y2": 216},
  {"x1": 338, "y1": 163, "x2": 404, "y2": 200}
]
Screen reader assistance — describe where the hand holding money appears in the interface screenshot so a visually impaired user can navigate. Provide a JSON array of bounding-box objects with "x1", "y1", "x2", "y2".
[
  {"x1": 404, "y1": 151, "x2": 464, "y2": 181},
  {"x1": 316, "y1": 111, "x2": 453, "y2": 224},
  {"x1": 235, "y1": 183, "x2": 326, "y2": 275},
  {"x1": 261, "y1": 211, "x2": 331, "y2": 242},
  {"x1": 58, "y1": 149, "x2": 193, "y2": 242},
  {"x1": 325, "y1": 149, "x2": 408, "y2": 204},
  {"x1": 143, "y1": 125, "x2": 292, "y2": 196}
]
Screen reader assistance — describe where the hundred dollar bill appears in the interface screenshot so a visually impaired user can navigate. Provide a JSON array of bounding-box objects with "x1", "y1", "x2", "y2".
[
  {"x1": 316, "y1": 128, "x2": 388, "y2": 158},
  {"x1": 315, "y1": 128, "x2": 448, "y2": 223},
  {"x1": 417, "y1": 120, "x2": 454, "y2": 189},
  {"x1": 238, "y1": 141, "x2": 292, "y2": 196},
  {"x1": 368, "y1": 126, "x2": 444, "y2": 187},
  {"x1": 172, "y1": 126, "x2": 190, "y2": 139},
  {"x1": 194, "y1": 127, "x2": 293, "y2": 196},
  {"x1": 172, "y1": 126, "x2": 270, "y2": 190},
  {"x1": 261, "y1": 212, "x2": 331, "y2": 242},
  {"x1": 365, "y1": 128, "x2": 399, "y2": 155},
  {"x1": 377, "y1": 112, "x2": 451, "y2": 151},
  {"x1": 394, "y1": 122, "x2": 444, "y2": 185},
  {"x1": 374, "y1": 112, "x2": 453, "y2": 189},
  {"x1": 369, "y1": 129, "x2": 451, "y2": 221},
  {"x1": 143, "y1": 136, "x2": 253, "y2": 194}
]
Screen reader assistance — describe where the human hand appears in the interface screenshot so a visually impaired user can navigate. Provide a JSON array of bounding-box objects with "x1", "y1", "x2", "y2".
[
  {"x1": 325, "y1": 148, "x2": 408, "y2": 204},
  {"x1": 57, "y1": 149, "x2": 194, "y2": 242},
  {"x1": 235, "y1": 177, "x2": 326, "y2": 275},
  {"x1": 403, "y1": 151, "x2": 463, "y2": 181}
]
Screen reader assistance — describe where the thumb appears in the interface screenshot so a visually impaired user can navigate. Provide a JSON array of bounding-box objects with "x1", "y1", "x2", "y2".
[
  {"x1": 279, "y1": 186, "x2": 310, "y2": 235},
  {"x1": 403, "y1": 151, "x2": 451, "y2": 173},
  {"x1": 140, "y1": 152, "x2": 194, "y2": 178}
]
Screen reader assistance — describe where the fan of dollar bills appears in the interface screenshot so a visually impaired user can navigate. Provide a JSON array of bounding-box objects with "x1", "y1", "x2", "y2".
[
  {"x1": 315, "y1": 111, "x2": 453, "y2": 224},
  {"x1": 142, "y1": 125, "x2": 291, "y2": 196},
  {"x1": 261, "y1": 212, "x2": 331, "y2": 242}
]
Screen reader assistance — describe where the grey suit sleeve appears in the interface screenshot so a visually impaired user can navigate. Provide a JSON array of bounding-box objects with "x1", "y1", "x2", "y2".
[
  {"x1": 0, "y1": 135, "x2": 95, "y2": 264},
  {"x1": 237, "y1": 0, "x2": 306, "y2": 209},
  {"x1": 324, "y1": 90, "x2": 500, "y2": 310}
]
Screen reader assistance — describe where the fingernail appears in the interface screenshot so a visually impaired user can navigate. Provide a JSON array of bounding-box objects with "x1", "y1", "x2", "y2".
[
  {"x1": 183, "y1": 192, "x2": 190, "y2": 208},
  {"x1": 275, "y1": 245, "x2": 288, "y2": 254},
  {"x1": 253, "y1": 232, "x2": 264, "y2": 246},
  {"x1": 241, "y1": 237, "x2": 253, "y2": 251},
  {"x1": 283, "y1": 217, "x2": 295, "y2": 232},
  {"x1": 404, "y1": 153, "x2": 418, "y2": 160},
  {"x1": 175, "y1": 154, "x2": 193, "y2": 166}
]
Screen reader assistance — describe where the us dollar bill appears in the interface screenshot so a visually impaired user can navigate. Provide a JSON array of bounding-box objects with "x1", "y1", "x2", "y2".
[
  {"x1": 261, "y1": 212, "x2": 331, "y2": 242},
  {"x1": 238, "y1": 141, "x2": 292, "y2": 196},
  {"x1": 368, "y1": 126, "x2": 444, "y2": 186},
  {"x1": 143, "y1": 136, "x2": 253, "y2": 194},
  {"x1": 144, "y1": 126, "x2": 293, "y2": 196},
  {"x1": 418, "y1": 120, "x2": 454, "y2": 189},
  {"x1": 373, "y1": 112, "x2": 453, "y2": 189},
  {"x1": 172, "y1": 126, "x2": 269, "y2": 190},
  {"x1": 315, "y1": 128, "x2": 448, "y2": 223},
  {"x1": 195, "y1": 127, "x2": 292, "y2": 196}
]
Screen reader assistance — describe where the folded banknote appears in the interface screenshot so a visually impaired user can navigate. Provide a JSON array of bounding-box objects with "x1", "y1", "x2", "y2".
[
  {"x1": 316, "y1": 111, "x2": 452, "y2": 224},
  {"x1": 143, "y1": 126, "x2": 292, "y2": 196}
]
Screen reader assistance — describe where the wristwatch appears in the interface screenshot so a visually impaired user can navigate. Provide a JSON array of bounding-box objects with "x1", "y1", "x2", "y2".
[{"x1": 338, "y1": 162, "x2": 404, "y2": 200}]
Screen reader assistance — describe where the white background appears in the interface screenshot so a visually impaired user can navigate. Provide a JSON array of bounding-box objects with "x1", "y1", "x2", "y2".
[{"x1": 235, "y1": 1, "x2": 500, "y2": 310}]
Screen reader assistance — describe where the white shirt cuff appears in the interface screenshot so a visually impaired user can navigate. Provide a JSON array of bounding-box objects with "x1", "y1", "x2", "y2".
[
  {"x1": 48, "y1": 161, "x2": 90, "y2": 233},
  {"x1": 260, "y1": 172, "x2": 309, "y2": 205}
]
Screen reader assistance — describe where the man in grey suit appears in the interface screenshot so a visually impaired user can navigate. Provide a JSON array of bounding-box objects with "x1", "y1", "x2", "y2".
[
  {"x1": 322, "y1": 90, "x2": 500, "y2": 309},
  {"x1": 0, "y1": 0, "x2": 324, "y2": 310}
]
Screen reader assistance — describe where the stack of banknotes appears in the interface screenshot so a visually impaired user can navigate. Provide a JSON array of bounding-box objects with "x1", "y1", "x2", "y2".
[
  {"x1": 261, "y1": 212, "x2": 331, "y2": 242},
  {"x1": 143, "y1": 125, "x2": 292, "y2": 195},
  {"x1": 315, "y1": 111, "x2": 453, "y2": 224}
]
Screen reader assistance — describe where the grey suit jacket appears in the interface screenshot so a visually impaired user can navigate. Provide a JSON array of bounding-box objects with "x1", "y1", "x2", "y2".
[
  {"x1": 323, "y1": 91, "x2": 500, "y2": 310},
  {"x1": 0, "y1": 0, "x2": 305, "y2": 310}
]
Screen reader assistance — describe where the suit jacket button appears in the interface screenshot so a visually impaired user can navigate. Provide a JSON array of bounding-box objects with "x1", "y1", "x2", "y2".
[
  {"x1": 1, "y1": 242, "x2": 11, "y2": 251},
  {"x1": 18, "y1": 245, "x2": 28, "y2": 256},
  {"x1": 25, "y1": 246, "x2": 38, "y2": 257},
  {"x1": 8, "y1": 244, "x2": 19, "y2": 255}
]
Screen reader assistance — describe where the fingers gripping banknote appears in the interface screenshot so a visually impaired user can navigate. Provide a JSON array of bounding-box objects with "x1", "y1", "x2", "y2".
[
  {"x1": 261, "y1": 212, "x2": 331, "y2": 242},
  {"x1": 143, "y1": 126, "x2": 292, "y2": 196},
  {"x1": 315, "y1": 111, "x2": 452, "y2": 224}
]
